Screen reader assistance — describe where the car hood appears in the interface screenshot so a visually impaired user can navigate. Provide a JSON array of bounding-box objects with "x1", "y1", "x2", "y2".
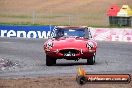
[{"x1": 49, "y1": 37, "x2": 94, "y2": 49}]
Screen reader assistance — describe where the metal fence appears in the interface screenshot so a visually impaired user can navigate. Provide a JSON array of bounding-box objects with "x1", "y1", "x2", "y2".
[{"x1": 0, "y1": 11, "x2": 109, "y2": 26}]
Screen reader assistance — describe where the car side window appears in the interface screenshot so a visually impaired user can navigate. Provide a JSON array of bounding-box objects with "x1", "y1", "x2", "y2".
[
  {"x1": 88, "y1": 28, "x2": 92, "y2": 39},
  {"x1": 84, "y1": 28, "x2": 92, "y2": 39},
  {"x1": 84, "y1": 28, "x2": 90, "y2": 39},
  {"x1": 88, "y1": 30, "x2": 92, "y2": 39}
]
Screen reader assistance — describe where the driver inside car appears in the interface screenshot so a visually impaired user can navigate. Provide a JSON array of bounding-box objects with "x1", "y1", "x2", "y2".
[{"x1": 56, "y1": 30, "x2": 64, "y2": 37}]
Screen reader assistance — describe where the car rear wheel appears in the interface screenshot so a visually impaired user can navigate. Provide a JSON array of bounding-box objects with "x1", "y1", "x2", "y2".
[
  {"x1": 46, "y1": 55, "x2": 56, "y2": 66},
  {"x1": 87, "y1": 55, "x2": 95, "y2": 65}
]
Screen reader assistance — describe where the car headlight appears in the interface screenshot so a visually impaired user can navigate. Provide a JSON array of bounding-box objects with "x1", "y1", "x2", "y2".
[
  {"x1": 86, "y1": 42, "x2": 94, "y2": 49},
  {"x1": 47, "y1": 42, "x2": 53, "y2": 49}
]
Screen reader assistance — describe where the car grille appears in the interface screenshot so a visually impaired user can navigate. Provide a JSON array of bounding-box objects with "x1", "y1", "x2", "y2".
[{"x1": 59, "y1": 49, "x2": 80, "y2": 54}]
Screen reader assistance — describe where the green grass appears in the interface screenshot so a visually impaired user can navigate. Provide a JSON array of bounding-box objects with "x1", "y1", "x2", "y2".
[
  {"x1": 0, "y1": 22, "x2": 71, "y2": 26},
  {"x1": 40, "y1": 15, "x2": 64, "y2": 19},
  {"x1": 83, "y1": 15, "x2": 104, "y2": 19},
  {"x1": 0, "y1": 14, "x2": 64, "y2": 19},
  {"x1": 0, "y1": 22, "x2": 131, "y2": 28},
  {"x1": 0, "y1": 14, "x2": 131, "y2": 28},
  {"x1": 0, "y1": 22, "x2": 48, "y2": 26},
  {"x1": 0, "y1": 14, "x2": 32, "y2": 18}
]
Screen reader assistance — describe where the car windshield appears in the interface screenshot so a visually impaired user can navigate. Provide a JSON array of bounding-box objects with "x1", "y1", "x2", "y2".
[{"x1": 52, "y1": 28, "x2": 88, "y2": 38}]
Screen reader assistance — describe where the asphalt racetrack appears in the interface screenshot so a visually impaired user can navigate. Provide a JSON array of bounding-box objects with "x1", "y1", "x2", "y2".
[{"x1": 0, "y1": 38, "x2": 132, "y2": 77}]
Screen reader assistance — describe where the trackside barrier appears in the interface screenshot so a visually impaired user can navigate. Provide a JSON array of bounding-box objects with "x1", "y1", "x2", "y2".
[
  {"x1": 0, "y1": 25, "x2": 54, "y2": 38},
  {"x1": 90, "y1": 28, "x2": 132, "y2": 42},
  {"x1": 0, "y1": 25, "x2": 132, "y2": 42}
]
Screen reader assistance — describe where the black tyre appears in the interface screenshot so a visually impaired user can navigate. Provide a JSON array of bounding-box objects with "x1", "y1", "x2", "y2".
[
  {"x1": 46, "y1": 55, "x2": 56, "y2": 66},
  {"x1": 76, "y1": 76, "x2": 87, "y2": 85},
  {"x1": 87, "y1": 55, "x2": 95, "y2": 65}
]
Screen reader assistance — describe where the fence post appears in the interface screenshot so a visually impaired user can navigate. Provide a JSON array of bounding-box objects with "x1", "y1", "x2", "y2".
[
  {"x1": 32, "y1": 11, "x2": 36, "y2": 24},
  {"x1": 68, "y1": 15, "x2": 71, "y2": 25}
]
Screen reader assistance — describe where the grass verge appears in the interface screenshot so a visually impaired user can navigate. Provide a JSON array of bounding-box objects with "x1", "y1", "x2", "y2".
[{"x1": 0, "y1": 22, "x2": 131, "y2": 28}]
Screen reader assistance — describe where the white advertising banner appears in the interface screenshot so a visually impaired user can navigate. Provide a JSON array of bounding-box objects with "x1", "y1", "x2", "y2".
[
  {"x1": 0, "y1": 25, "x2": 132, "y2": 42},
  {"x1": 91, "y1": 28, "x2": 132, "y2": 42}
]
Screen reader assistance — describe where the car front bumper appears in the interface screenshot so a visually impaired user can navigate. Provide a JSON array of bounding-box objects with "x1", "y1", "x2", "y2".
[{"x1": 45, "y1": 48, "x2": 96, "y2": 59}]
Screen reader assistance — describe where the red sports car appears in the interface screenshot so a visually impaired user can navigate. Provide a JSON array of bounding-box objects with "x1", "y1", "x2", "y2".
[{"x1": 44, "y1": 26, "x2": 97, "y2": 66}]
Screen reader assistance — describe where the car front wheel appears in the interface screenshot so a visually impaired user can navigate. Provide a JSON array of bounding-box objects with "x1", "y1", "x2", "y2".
[
  {"x1": 46, "y1": 55, "x2": 56, "y2": 66},
  {"x1": 87, "y1": 55, "x2": 95, "y2": 65}
]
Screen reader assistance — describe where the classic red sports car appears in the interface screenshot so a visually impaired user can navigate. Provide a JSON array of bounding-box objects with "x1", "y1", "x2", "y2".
[{"x1": 44, "y1": 26, "x2": 97, "y2": 66}]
